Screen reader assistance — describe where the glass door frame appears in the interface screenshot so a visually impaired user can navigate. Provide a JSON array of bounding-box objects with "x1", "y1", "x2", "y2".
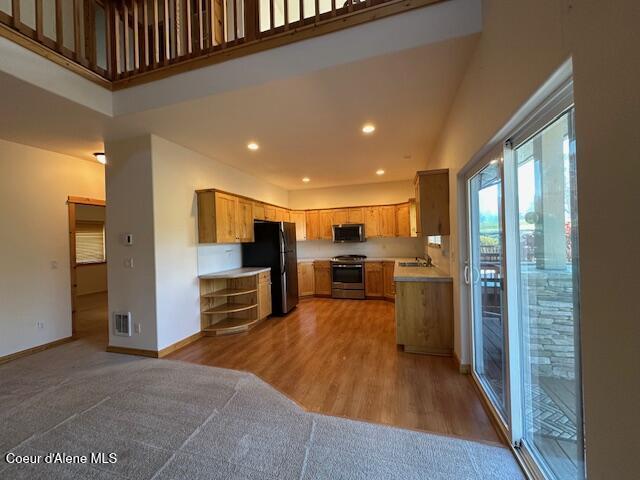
[
  {"x1": 462, "y1": 76, "x2": 584, "y2": 480},
  {"x1": 464, "y1": 148, "x2": 514, "y2": 435}
]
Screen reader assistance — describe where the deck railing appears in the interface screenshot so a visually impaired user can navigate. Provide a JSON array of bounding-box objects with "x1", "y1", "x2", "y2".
[{"x1": 0, "y1": 0, "x2": 444, "y2": 87}]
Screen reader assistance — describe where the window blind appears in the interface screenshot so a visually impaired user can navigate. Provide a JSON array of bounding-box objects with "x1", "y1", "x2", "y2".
[{"x1": 76, "y1": 221, "x2": 105, "y2": 264}]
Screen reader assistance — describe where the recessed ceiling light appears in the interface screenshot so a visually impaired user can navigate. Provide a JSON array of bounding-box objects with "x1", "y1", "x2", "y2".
[
  {"x1": 376, "y1": 169, "x2": 385, "y2": 175},
  {"x1": 362, "y1": 124, "x2": 376, "y2": 134},
  {"x1": 247, "y1": 142, "x2": 259, "y2": 151},
  {"x1": 93, "y1": 152, "x2": 106, "y2": 164},
  {"x1": 302, "y1": 177, "x2": 310, "y2": 183}
]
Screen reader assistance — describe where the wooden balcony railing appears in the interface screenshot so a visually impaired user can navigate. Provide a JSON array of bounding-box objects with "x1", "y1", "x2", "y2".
[{"x1": 0, "y1": 0, "x2": 445, "y2": 89}]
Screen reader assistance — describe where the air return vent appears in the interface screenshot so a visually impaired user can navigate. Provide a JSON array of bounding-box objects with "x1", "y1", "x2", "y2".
[{"x1": 113, "y1": 312, "x2": 132, "y2": 337}]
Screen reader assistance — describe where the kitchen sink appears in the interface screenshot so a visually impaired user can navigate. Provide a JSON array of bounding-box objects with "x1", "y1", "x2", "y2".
[{"x1": 398, "y1": 261, "x2": 429, "y2": 267}]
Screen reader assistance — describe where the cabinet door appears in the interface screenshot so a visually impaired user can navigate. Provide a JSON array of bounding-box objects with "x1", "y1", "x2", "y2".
[
  {"x1": 395, "y1": 203, "x2": 411, "y2": 237},
  {"x1": 253, "y1": 202, "x2": 265, "y2": 221},
  {"x1": 348, "y1": 207, "x2": 364, "y2": 223},
  {"x1": 379, "y1": 206, "x2": 396, "y2": 237},
  {"x1": 215, "y1": 192, "x2": 238, "y2": 243},
  {"x1": 276, "y1": 208, "x2": 290, "y2": 222},
  {"x1": 365, "y1": 262, "x2": 383, "y2": 297},
  {"x1": 364, "y1": 207, "x2": 380, "y2": 238},
  {"x1": 319, "y1": 210, "x2": 333, "y2": 240},
  {"x1": 298, "y1": 262, "x2": 315, "y2": 296},
  {"x1": 306, "y1": 211, "x2": 320, "y2": 240},
  {"x1": 313, "y1": 261, "x2": 332, "y2": 295},
  {"x1": 264, "y1": 205, "x2": 277, "y2": 221},
  {"x1": 383, "y1": 261, "x2": 395, "y2": 298},
  {"x1": 332, "y1": 209, "x2": 349, "y2": 225},
  {"x1": 290, "y1": 211, "x2": 307, "y2": 241},
  {"x1": 236, "y1": 197, "x2": 255, "y2": 243},
  {"x1": 258, "y1": 272, "x2": 272, "y2": 319},
  {"x1": 415, "y1": 170, "x2": 450, "y2": 236},
  {"x1": 197, "y1": 191, "x2": 217, "y2": 243}
]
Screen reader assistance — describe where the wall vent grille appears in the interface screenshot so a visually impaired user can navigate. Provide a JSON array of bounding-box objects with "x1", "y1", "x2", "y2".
[{"x1": 114, "y1": 312, "x2": 132, "y2": 337}]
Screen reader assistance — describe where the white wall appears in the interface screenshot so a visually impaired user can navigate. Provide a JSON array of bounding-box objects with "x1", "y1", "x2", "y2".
[
  {"x1": 426, "y1": 0, "x2": 640, "y2": 477},
  {"x1": 150, "y1": 135, "x2": 289, "y2": 350},
  {"x1": 288, "y1": 180, "x2": 414, "y2": 210},
  {"x1": 105, "y1": 136, "x2": 158, "y2": 351},
  {"x1": 75, "y1": 263, "x2": 107, "y2": 295},
  {"x1": 105, "y1": 134, "x2": 289, "y2": 352},
  {"x1": 0, "y1": 139, "x2": 104, "y2": 357},
  {"x1": 297, "y1": 237, "x2": 423, "y2": 260}
]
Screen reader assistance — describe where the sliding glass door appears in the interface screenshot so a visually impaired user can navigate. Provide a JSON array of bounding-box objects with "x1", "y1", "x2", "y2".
[
  {"x1": 468, "y1": 157, "x2": 509, "y2": 421},
  {"x1": 466, "y1": 82, "x2": 584, "y2": 480},
  {"x1": 513, "y1": 108, "x2": 583, "y2": 480}
]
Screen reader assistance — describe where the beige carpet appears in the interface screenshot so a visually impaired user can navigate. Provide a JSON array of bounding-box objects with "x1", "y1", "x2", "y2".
[{"x1": 0, "y1": 337, "x2": 523, "y2": 479}]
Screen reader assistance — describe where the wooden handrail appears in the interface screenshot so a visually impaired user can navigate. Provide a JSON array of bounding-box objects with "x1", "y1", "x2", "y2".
[{"x1": 0, "y1": 0, "x2": 448, "y2": 88}]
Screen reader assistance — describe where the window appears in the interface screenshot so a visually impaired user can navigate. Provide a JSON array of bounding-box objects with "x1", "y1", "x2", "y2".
[
  {"x1": 76, "y1": 221, "x2": 105, "y2": 264},
  {"x1": 428, "y1": 235, "x2": 442, "y2": 247}
]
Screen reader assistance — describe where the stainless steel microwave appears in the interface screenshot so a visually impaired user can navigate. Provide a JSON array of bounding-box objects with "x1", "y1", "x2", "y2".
[{"x1": 332, "y1": 224, "x2": 365, "y2": 243}]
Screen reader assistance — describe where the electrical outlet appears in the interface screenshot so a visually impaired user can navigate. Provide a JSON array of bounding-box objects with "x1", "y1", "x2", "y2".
[
  {"x1": 124, "y1": 258, "x2": 134, "y2": 269},
  {"x1": 135, "y1": 323, "x2": 142, "y2": 334},
  {"x1": 36, "y1": 321, "x2": 45, "y2": 330},
  {"x1": 50, "y1": 261, "x2": 58, "y2": 269}
]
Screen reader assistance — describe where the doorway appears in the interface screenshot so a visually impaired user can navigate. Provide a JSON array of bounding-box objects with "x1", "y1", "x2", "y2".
[
  {"x1": 464, "y1": 82, "x2": 584, "y2": 480},
  {"x1": 67, "y1": 196, "x2": 108, "y2": 345}
]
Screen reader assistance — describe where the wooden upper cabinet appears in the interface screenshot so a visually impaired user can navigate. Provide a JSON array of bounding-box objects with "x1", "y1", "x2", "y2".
[
  {"x1": 306, "y1": 210, "x2": 320, "y2": 240},
  {"x1": 332, "y1": 209, "x2": 349, "y2": 225},
  {"x1": 364, "y1": 206, "x2": 380, "y2": 238},
  {"x1": 253, "y1": 202, "x2": 266, "y2": 221},
  {"x1": 379, "y1": 206, "x2": 396, "y2": 237},
  {"x1": 264, "y1": 204, "x2": 277, "y2": 221},
  {"x1": 395, "y1": 203, "x2": 411, "y2": 237},
  {"x1": 319, "y1": 210, "x2": 333, "y2": 240},
  {"x1": 365, "y1": 262, "x2": 383, "y2": 297},
  {"x1": 214, "y1": 192, "x2": 238, "y2": 243},
  {"x1": 415, "y1": 169, "x2": 450, "y2": 236},
  {"x1": 276, "y1": 207, "x2": 290, "y2": 222},
  {"x1": 348, "y1": 207, "x2": 364, "y2": 223},
  {"x1": 290, "y1": 210, "x2": 307, "y2": 241},
  {"x1": 236, "y1": 197, "x2": 255, "y2": 243},
  {"x1": 197, "y1": 191, "x2": 254, "y2": 243}
]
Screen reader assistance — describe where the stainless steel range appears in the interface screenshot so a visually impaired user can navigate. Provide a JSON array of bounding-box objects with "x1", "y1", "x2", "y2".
[{"x1": 331, "y1": 255, "x2": 366, "y2": 299}]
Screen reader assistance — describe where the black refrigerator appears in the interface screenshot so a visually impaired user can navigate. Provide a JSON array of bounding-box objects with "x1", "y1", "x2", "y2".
[{"x1": 242, "y1": 221, "x2": 299, "y2": 315}]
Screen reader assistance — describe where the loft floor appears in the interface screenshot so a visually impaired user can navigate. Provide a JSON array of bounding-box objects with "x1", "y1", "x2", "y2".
[{"x1": 169, "y1": 297, "x2": 501, "y2": 444}]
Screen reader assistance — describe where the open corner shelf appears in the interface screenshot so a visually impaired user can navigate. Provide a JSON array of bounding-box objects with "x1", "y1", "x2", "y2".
[
  {"x1": 202, "y1": 303, "x2": 257, "y2": 315},
  {"x1": 202, "y1": 317, "x2": 262, "y2": 336},
  {"x1": 202, "y1": 287, "x2": 258, "y2": 298}
]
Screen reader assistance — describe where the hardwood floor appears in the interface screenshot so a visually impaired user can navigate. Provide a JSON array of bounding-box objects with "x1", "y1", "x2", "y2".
[{"x1": 168, "y1": 297, "x2": 501, "y2": 444}]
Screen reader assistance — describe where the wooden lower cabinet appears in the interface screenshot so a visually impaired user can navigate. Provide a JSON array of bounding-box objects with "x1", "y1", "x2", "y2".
[
  {"x1": 298, "y1": 262, "x2": 315, "y2": 296},
  {"x1": 382, "y1": 261, "x2": 395, "y2": 299},
  {"x1": 313, "y1": 261, "x2": 332, "y2": 296},
  {"x1": 395, "y1": 280, "x2": 453, "y2": 355},
  {"x1": 365, "y1": 262, "x2": 383, "y2": 297},
  {"x1": 258, "y1": 271, "x2": 272, "y2": 320}
]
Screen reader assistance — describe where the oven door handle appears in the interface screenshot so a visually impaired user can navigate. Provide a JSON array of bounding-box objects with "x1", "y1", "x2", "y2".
[{"x1": 333, "y1": 264, "x2": 361, "y2": 268}]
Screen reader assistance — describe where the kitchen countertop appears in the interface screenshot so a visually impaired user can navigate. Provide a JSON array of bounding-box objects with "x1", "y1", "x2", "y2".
[
  {"x1": 199, "y1": 267, "x2": 271, "y2": 279},
  {"x1": 393, "y1": 262, "x2": 452, "y2": 282},
  {"x1": 297, "y1": 257, "x2": 419, "y2": 263}
]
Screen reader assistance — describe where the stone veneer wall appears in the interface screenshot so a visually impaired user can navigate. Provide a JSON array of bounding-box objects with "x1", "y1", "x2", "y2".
[{"x1": 523, "y1": 266, "x2": 576, "y2": 380}]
